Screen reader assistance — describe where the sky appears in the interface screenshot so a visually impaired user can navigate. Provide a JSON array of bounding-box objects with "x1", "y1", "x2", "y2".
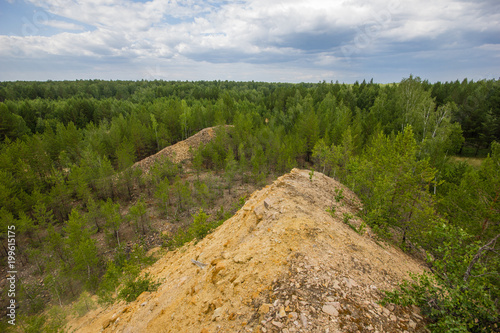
[{"x1": 0, "y1": 0, "x2": 499, "y2": 83}]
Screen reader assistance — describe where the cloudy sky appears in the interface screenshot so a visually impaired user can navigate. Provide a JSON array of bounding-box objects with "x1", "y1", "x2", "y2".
[{"x1": 0, "y1": 0, "x2": 499, "y2": 82}]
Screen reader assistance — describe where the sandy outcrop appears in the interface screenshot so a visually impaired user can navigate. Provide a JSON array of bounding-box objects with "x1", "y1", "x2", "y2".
[
  {"x1": 67, "y1": 169, "x2": 427, "y2": 332},
  {"x1": 132, "y1": 125, "x2": 232, "y2": 173}
]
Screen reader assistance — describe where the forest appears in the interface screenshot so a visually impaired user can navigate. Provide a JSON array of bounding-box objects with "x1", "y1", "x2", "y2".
[{"x1": 0, "y1": 76, "x2": 499, "y2": 332}]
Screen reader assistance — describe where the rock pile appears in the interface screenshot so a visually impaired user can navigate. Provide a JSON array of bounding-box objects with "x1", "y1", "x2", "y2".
[{"x1": 66, "y1": 169, "x2": 428, "y2": 332}]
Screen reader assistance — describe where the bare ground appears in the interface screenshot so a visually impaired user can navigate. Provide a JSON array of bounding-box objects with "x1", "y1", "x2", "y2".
[{"x1": 66, "y1": 169, "x2": 428, "y2": 333}]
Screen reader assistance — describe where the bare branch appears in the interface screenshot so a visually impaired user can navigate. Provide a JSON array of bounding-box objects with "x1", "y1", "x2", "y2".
[
  {"x1": 471, "y1": 271, "x2": 500, "y2": 279},
  {"x1": 464, "y1": 233, "x2": 500, "y2": 283}
]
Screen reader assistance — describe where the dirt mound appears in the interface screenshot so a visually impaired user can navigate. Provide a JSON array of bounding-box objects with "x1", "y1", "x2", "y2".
[
  {"x1": 67, "y1": 169, "x2": 427, "y2": 332},
  {"x1": 132, "y1": 125, "x2": 231, "y2": 173}
]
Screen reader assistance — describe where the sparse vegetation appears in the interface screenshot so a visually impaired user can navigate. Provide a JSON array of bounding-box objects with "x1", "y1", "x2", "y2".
[{"x1": 118, "y1": 273, "x2": 160, "y2": 303}]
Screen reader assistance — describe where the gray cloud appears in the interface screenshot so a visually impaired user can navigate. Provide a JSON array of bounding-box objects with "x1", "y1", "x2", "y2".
[{"x1": 1, "y1": 0, "x2": 498, "y2": 82}]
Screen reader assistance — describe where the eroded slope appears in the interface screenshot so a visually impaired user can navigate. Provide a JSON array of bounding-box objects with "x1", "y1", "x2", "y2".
[{"x1": 67, "y1": 169, "x2": 427, "y2": 333}]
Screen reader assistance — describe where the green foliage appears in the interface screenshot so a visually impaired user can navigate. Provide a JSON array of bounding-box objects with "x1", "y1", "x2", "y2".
[
  {"x1": 43, "y1": 306, "x2": 67, "y2": 333},
  {"x1": 118, "y1": 272, "x2": 160, "y2": 302},
  {"x1": 326, "y1": 206, "x2": 336, "y2": 217},
  {"x1": 167, "y1": 208, "x2": 220, "y2": 248},
  {"x1": 73, "y1": 291, "x2": 96, "y2": 317},
  {"x1": 128, "y1": 197, "x2": 150, "y2": 234},
  {"x1": 235, "y1": 195, "x2": 247, "y2": 210},
  {"x1": 101, "y1": 199, "x2": 123, "y2": 246},
  {"x1": 97, "y1": 245, "x2": 157, "y2": 305},
  {"x1": 342, "y1": 212, "x2": 358, "y2": 233},
  {"x1": 21, "y1": 314, "x2": 47, "y2": 333},
  {"x1": 150, "y1": 156, "x2": 180, "y2": 183},
  {"x1": 382, "y1": 223, "x2": 500, "y2": 332},
  {"x1": 334, "y1": 188, "x2": 344, "y2": 202},
  {"x1": 155, "y1": 176, "x2": 171, "y2": 217},
  {"x1": 96, "y1": 261, "x2": 122, "y2": 305},
  {"x1": 190, "y1": 208, "x2": 214, "y2": 240},
  {"x1": 348, "y1": 127, "x2": 438, "y2": 247},
  {"x1": 0, "y1": 102, "x2": 30, "y2": 141},
  {"x1": 173, "y1": 175, "x2": 192, "y2": 213},
  {"x1": 150, "y1": 113, "x2": 159, "y2": 151},
  {"x1": 18, "y1": 281, "x2": 46, "y2": 315},
  {"x1": 116, "y1": 140, "x2": 139, "y2": 199},
  {"x1": 224, "y1": 148, "x2": 238, "y2": 193},
  {"x1": 0, "y1": 78, "x2": 498, "y2": 328},
  {"x1": 440, "y1": 141, "x2": 500, "y2": 239},
  {"x1": 194, "y1": 180, "x2": 210, "y2": 208}
]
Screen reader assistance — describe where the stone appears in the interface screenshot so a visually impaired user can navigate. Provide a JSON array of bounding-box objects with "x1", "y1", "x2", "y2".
[
  {"x1": 102, "y1": 318, "x2": 113, "y2": 329},
  {"x1": 409, "y1": 320, "x2": 417, "y2": 329},
  {"x1": 300, "y1": 313, "x2": 308, "y2": 328},
  {"x1": 322, "y1": 305, "x2": 339, "y2": 317},
  {"x1": 259, "y1": 303, "x2": 272, "y2": 314},
  {"x1": 278, "y1": 306, "x2": 286, "y2": 318},
  {"x1": 332, "y1": 280, "x2": 341, "y2": 289},
  {"x1": 264, "y1": 198, "x2": 271, "y2": 209},
  {"x1": 271, "y1": 321, "x2": 283, "y2": 328},
  {"x1": 344, "y1": 277, "x2": 357, "y2": 288},
  {"x1": 212, "y1": 307, "x2": 223, "y2": 321},
  {"x1": 254, "y1": 205, "x2": 265, "y2": 220},
  {"x1": 382, "y1": 307, "x2": 390, "y2": 316}
]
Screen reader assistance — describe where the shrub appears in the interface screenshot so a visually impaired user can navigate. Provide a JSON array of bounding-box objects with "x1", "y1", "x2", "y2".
[
  {"x1": 73, "y1": 291, "x2": 96, "y2": 317},
  {"x1": 382, "y1": 223, "x2": 500, "y2": 332},
  {"x1": 118, "y1": 273, "x2": 160, "y2": 302}
]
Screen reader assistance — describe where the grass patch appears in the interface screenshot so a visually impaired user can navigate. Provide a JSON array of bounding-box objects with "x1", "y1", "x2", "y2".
[{"x1": 450, "y1": 156, "x2": 484, "y2": 168}]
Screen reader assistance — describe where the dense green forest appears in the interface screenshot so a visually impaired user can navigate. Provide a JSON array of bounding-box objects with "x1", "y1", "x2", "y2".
[{"x1": 0, "y1": 77, "x2": 499, "y2": 332}]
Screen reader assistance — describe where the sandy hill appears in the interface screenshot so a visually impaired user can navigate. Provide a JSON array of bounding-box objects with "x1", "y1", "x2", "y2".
[
  {"x1": 67, "y1": 169, "x2": 427, "y2": 333},
  {"x1": 132, "y1": 125, "x2": 231, "y2": 173}
]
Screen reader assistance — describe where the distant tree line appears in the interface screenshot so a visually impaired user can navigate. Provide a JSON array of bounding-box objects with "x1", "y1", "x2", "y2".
[{"x1": 1, "y1": 78, "x2": 499, "y2": 153}]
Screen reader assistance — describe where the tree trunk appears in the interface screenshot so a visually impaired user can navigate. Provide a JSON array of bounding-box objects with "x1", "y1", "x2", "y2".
[{"x1": 115, "y1": 229, "x2": 120, "y2": 247}]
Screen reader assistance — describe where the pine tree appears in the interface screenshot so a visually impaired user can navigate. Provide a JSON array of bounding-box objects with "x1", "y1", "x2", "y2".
[
  {"x1": 128, "y1": 197, "x2": 149, "y2": 234},
  {"x1": 101, "y1": 199, "x2": 122, "y2": 247},
  {"x1": 154, "y1": 177, "x2": 171, "y2": 218},
  {"x1": 64, "y1": 209, "x2": 100, "y2": 290}
]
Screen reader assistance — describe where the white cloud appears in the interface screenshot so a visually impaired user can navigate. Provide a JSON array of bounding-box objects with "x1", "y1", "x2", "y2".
[
  {"x1": 1, "y1": 0, "x2": 499, "y2": 81},
  {"x1": 41, "y1": 19, "x2": 84, "y2": 30}
]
